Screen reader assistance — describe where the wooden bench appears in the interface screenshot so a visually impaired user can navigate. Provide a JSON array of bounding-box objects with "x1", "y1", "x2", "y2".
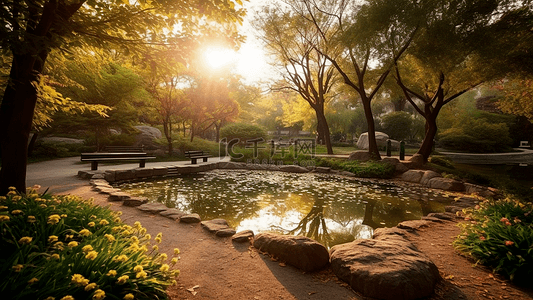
[
  {"x1": 184, "y1": 150, "x2": 211, "y2": 164},
  {"x1": 80, "y1": 152, "x2": 156, "y2": 170}
]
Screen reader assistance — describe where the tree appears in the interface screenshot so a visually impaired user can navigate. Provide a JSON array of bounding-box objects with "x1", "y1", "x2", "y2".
[
  {"x1": 0, "y1": 0, "x2": 245, "y2": 194},
  {"x1": 254, "y1": 6, "x2": 339, "y2": 154},
  {"x1": 285, "y1": 0, "x2": 419, "y2": 159},
  {"x1": 392, "y1": 0, "x2": 526, "y2": 161}
]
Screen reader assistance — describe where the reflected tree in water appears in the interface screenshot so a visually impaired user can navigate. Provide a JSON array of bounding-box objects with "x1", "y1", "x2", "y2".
[{"x1": 289, "y1": 196, "x2": 332, "y2": 247}]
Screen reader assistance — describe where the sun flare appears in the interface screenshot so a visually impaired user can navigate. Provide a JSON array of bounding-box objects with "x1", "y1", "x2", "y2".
[{"x1": 202, "y1": 46, "x2": 237, "y2": 70}]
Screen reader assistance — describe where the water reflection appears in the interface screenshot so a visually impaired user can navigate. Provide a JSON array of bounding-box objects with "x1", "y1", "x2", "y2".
[{"x1": 117, "y1": 170, "x2": 453, "y2": 247}]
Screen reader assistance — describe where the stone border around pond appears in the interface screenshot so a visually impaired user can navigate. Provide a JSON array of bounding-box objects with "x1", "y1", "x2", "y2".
[{"x1": 77, "y1": 160, "x2": 497, "y2": 300}]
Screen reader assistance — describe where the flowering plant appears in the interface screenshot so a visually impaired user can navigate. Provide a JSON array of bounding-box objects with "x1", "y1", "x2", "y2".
[
  {"x1": 453, "y1": 197, "x2": 533, "y2": 284},
  {"x1": 0, "y1": 186, "x2": 180, "y2": 299}
]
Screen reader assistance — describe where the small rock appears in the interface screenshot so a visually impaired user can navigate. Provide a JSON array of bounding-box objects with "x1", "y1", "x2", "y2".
[
  {"x1": 122, "y1": 197, "x2": 148, "y2": 207},
  {"x1": 160, "y1": 208, "x2": 186, "y2": 218},
  {"x1": 91, "y1": 173, "x2": 106, "y2": 180},
  {"x1": 180, "y1": 213, "x2": 202, "y2": 223},
  {"x1": 279, "y1": 165, "x2": 309, "y2": 173},
  {"x1": 428, "y1": 177, "x2": 465, "y2": 192},
  {"x1": 421, "y1": 216, "x2": 445, "y2": 223},
  {"x1": 313, "y1": 167, "x2": 331, "y2": 173},
  {"x1": 201, "y1": 219, "x2": 230, "y2": 233},
  {"x1": 420, "y1": 170, "x2": 441, "y2": 186},
  {"x1": 232, "y1": 230, "x2": 254, "y2": 243},
  {"x1": 216, "y1": 228, "x2": 237, "y2": 237},
  {"x1": 137, "y1": 203, "x2": 168, "y2": 213},
  {"x1": 427, "y1": 212, "x2": 456, "y2": 221},
  {"x1": 400, "y1": 170, "x2": 425, "y2": 183},
  {"x1": 253, "y1": 233, "x2": 329, "y2": 272},
  {"x1": 397, "y1": 220, "x2": 432, "y2": 230},
  {"x1": 108, "y1": 192, "x2": 131, "y2": 202},
  {"x1": 348, "y1": 151, "x2": 373, "y2": 162}
]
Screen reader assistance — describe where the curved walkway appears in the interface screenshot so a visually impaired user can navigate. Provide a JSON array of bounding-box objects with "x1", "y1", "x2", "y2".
[
  {"x1": 439, "y1": 148, "x2": 533, "y2": 165},
  {"x1": 26, "y1": 156, "x2": 227, "y2": 194}
]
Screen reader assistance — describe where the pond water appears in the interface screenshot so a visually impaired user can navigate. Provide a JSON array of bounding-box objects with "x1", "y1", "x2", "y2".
[{"x1": 117, "y1": 170, "x2": 455, "y2": 248}]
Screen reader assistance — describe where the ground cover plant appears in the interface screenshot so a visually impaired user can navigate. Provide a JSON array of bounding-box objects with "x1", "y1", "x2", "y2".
[
  {"x1": 453, "y1": 198, "x2": 533, "y2": 285},
  {"x1": 0, "y1": 186, "x2": 180, "y2": 300}
]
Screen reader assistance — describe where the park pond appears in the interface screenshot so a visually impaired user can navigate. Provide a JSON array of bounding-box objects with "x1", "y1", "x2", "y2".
[{"x1": 117, "y1": 169, "x2": 455, "y2": 247}]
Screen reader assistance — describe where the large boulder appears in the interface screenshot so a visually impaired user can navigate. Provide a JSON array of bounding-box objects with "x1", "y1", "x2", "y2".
[
  {"x1": 400, "y1": 170, "x2": 425, "y2": 183},
  {"x1": 134, "y1": 125, "x2": 162, "y2": 150},
  {"x1": 330, "y1": 238, "x2": 441, "y2": 300},
  {"x1": 253, "y1": 233, "x2": 329, "y2": 272},
  {"x1": 428, "y1": 177, "x2": 465, "y2": 192},
  {"x1": 357, "y1": 132, "x2": 399, "y2": 150}
]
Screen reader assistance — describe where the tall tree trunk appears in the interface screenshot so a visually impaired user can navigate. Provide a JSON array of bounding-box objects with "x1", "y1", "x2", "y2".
[
  {"x1": 417, "y1": 117, "x2": 437, "y2": 162},
  {"x1": 315, "y1": 109, "x2": 333, "y2": 155},
  {"x1": 214, "y1": 122, "x2": 221, "y2": 143},
  {"x1": 362, "y1": 98, "x2": 381, "y2": 160},
  {"x1": 0, "y1": 55, "x2": 40, "y2": 194}
]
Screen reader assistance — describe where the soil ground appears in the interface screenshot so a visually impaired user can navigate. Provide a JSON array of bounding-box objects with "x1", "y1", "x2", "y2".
[{"x1": 64, "y1": 183, "x2": 533, "y2": 300}]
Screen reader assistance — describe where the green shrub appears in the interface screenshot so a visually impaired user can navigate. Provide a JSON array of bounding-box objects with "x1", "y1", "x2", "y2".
[
  {"x1": 429, "y1": 155, "x2": 455, "y2": 169},
  {"x1": 380, "y1": 111, "x2": 414, "y2": 141},
  {"x1": 0, "y1": 187, "x2": 179, "y2": 300},
  {"x1": 340, "y1": 160, "x2": 396, "y2": 179},
  {"x1": 453, "y1": 198, "x2": 533, "y2": 284},
  {"x1": 438, "y1": 119, "x2": 513, "y2": 153},
  {"x1": 220, "y1": 123, "x2": 267, "y2": 143}
]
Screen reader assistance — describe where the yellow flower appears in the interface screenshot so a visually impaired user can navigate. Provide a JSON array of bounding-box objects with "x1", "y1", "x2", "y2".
[
  {"x1": 114, "y1": 255, "x2": 128, "y2": 262},
  {"x1": 156, "y1": 232, "x2": 162, "y2": 239},
  {"x1": 11, "y1": 209, "x2": 23, "y2": 215},
  {"x1": 44, "y1": 297, "x2": 55, "y2": 300},
  {"x1": 0, "y1": 215, "x2": 10, "y2": 222},
  {"x1": 60, "y1": 296, "x2": 74, "y2": 300},
  {"x1": 90, "y1": 215, "x2": 97, "y2": 219},
  {"x1": 40, "y1": 204, "x2": 47, "y2": 208},
  {"x1": 12, "y1": 195, "x2": 21, "y2": 201},
  {"x1": 159, "y1": 253, "x2": 167, "y2": 261},
  {"x1": 117, "y1": 275, "x2": 129, "y2": 285},
  {"x1": 128, "y1": 243, "x2": 139, "y2": 252},
  {"x1": 92, "y1": 289, "x2": 105, "y2": 300},
  {"x1": 0, "y1": 205, "x2": 7, "y2": 210},
  {"x1": 28, "y1": 277, "x2": 39, "y2": 284},
  {"x1": 7, "y1": 190, "x2": 17, "y2": 196},
  {"x1": 79, "y1": 229, "x2": 91, "y2": 237},
  {"x1": 55, "y1": 241, "x2": 64, "y2": 250},
  {"x1": 8, "y1": 186, "x2": 16, "y2": 191},
  {"x1": 61, "y1": 214, "x2": 67, "y2": 218},
  {"x1": 27, "y1": 216, "x2": 36, "y2": 223},
  {"x1": 152, "y1": 245, "x2": 158, "y2": 251},
  {"x1": 121, "y1": 230, "x2": 131, "y2": 236},
  {"x1": 155, "y1": 237, "x2": 162, "y2": 244},
  {"x1": 51, "y1": 254, "x2": 60, "y2": 260},
  {"x1": 33, "y1": 184, "x2": 41, "y2": 190},
  {"x1": 106, "y1": 270, "x2": 117, "y2": 276},
  {"x1": 143, "y1": 234, "x2": 151, "y2": 240},
  {"x1": 82, "y1": 245, "x2": 93, "y2": 253},
  {"x1": 133, "y1": 265, "x2": 143, "y2": 273},
  {"x1": 19, "y1": 236, "x2": 33, "y2": 244},
  {"x1": 171, "y1": 270, "x2": 180, "y2": 277},
  {"x1": 88, "y1": 222, "x2": 95, "y2": 227},
  {"x1": 139, "y1": 228, "x2": 147, "y2": 235},
  {"x1": 104, "y1": 234, "x2": 115, "y2": 243},
  {"x1": 133, "y1": 221, "x2": 142, "y2": 229},
  {"x1": 12, "y1": 264, "x2": 23, "y2": 272},
  {"x1": 171, "y1": 257, "x2": 178, "y2": 265},
  {"x1": 114, "y1": 217, "x2": 121, "y2": 223},
  {"x1": 48, "y1": 235, "x2": 59, "y2": 243},
  {"x1": 159, "y1": 264, "x2": 169, "y2": 272},
  {"x1": 135, "y1": 271, "x2": 147, "y2": 279},
  {"x1": 130, "y1": 236, "x2": 139, "y2": 244},
  {"x1": 173, "y1": 248, "x2": 180, "y2": 255},
  {"x1": 124, "y1": 294, "x2": 134, "y2": 300},
  {"x1": 84, "y1": 283, "x2": 97, "y2": 291},
  {"x1": 68, "y1": 241, "x2": 79, "y2": 248},
  {"x1": 99, "y1": 219, "x2": 109, "y2": 226},
  {"x1": 140, "y1": 245, "x2": 148, "y2": 253},
  {"x1": 47, "y1": 214, "x2": 61, "y2": 225},
  {"x1": 112, "y1": 226, "x2": 121, "y2": 232},
  {"x1": 71, "y1": 274, "x2": 89, "y2": 286},
  {"x1": 85, "y1": 251, "x2": 98, "y2": 260}
]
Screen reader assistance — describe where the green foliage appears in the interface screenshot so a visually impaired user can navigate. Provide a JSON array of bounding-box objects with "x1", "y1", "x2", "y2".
[
  {"x1": 428, "y1": 155, "x2": 455, "y2": 169},
  {"x1": 0, "y1": 187, "x2": 180, "y2": 300},
  {"x1": 438, "y1": 119, "x2": 513, "y2": 153},
  {"x1": 220, "y1": 123, "x2": 267, "y2": 142},
  {"x1": 315, "y1": 158, "x2": 396, "y2": 179},
  {"x1": 380, "y1": 111, "x2": 424, "y2": 141},
  {"x1": 453, "y1": 198, "x2": 533, "y2": 284},
  {"x1": 29, "y1": 142, "x2": 86, "y2": 160}
]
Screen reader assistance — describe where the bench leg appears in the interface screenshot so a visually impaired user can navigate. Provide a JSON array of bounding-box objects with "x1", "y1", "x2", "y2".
[
  {"x1": 91, "y1": 161, "x2": 98, "y2": 170},
  {"x1": 191, "y1": 158, "x2": 197, "y2": 164},
  {"x1": 203, "y1": 157, "x2": 208, "y2": 162},
  {"x1": 139, "y1": 160, "x2": 146, "y2": 168}
]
